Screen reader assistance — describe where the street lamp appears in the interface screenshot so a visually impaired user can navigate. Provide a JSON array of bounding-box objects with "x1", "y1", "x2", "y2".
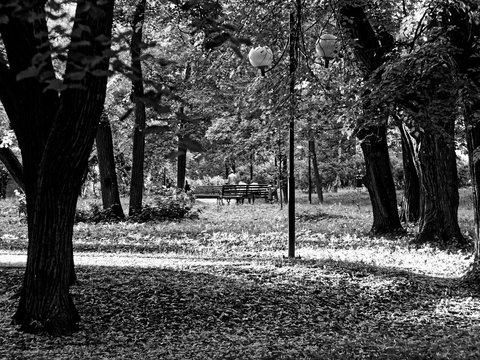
[
  {"x1": 248, "y1": 46, "x2": 273, "y2": 76},
  {"x1": 315, "y1": 34, "x2": 338, "y2": 68},
  {"x1": 249, "y1": 29, "x2": 336, "y2": 258}
]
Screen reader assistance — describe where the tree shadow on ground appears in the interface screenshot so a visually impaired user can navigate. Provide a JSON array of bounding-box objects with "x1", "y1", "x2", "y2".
[{"x1": 1, "y1": 256, "x2": 480, "y2": 360}]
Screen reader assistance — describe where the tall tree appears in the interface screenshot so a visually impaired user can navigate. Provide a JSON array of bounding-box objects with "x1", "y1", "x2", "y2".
[
  {"x1": 339, "y1": 5, "x2": 403, "y2": 234},
  {"x1": 367, "y1": 2, "x2": 468, "y2": 247},
  {"x1": 437, "y1": 0, "x2": 480, "y2": 277},
  {"x1": 129, "y1": 0, "x2": 147, "y2": 215},
  {"x1": 176, "y1": 62, "x2": 191, "y2": 189},
  {"x1": 0, "y1": 0, "x2": 115, "y2": 335},
  {"x1": 96, "y1": 112, "x2": 125, "y2": 219}
]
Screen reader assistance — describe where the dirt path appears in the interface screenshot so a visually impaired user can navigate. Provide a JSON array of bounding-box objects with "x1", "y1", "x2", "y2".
[{"x1": 0, "y1": 251, "x2": 252, "y2": 268}]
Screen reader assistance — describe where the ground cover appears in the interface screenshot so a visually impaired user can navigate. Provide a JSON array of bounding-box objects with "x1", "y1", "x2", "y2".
[{"x1": 0, "y1": 189, "x2": 479, "y2": 359}]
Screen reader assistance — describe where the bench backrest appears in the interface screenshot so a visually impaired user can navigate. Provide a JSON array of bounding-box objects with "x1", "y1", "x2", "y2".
[
  {"x1": 222, "y1": 184, "x2": 271, "y2": 197},
  {"x1": 193, "y1": 184, "x2": 272, "y2": 198},
  {"x1": 223, "y1": 184, "x2": 248, "y2": 196},
  {"x1": 247, "y1": 184, "x2": 270, "y2": 195},
  {"x1": 193, "y1": 185, "x2": 223, "y2": 194}
]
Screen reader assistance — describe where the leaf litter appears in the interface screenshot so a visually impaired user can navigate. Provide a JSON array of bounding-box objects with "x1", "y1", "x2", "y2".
[{"x1": 0, "y1": 193, "x2": 479, "y2": 359}]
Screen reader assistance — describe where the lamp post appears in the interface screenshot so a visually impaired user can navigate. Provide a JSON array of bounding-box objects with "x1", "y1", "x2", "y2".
[
  {"x1": 248, "y1": 25, "x2": 337, "y2": 258},
  {"x1": 308, "y1": 144, "x2": 312, "y2": 204}
]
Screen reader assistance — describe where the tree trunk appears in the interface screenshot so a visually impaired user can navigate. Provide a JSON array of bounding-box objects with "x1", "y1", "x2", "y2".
[
  {"x1": 0, "y1": 147, "x2": 25, "y2": 191},
  {"x1": 309, "y1": 139, "x2": 323, "y2": 203},
  {"x1": 96, "y1": 112, "x2": 125, "y2": 219},
  {"x1": 398, "y1": 124, "x2": 420, "y2": 223},
  {"x1": 358, "y1": 124, "x2": 402, "y2": 233},
  {"x1": 176, "y1": 138, "x2": 187, "y2": 189},
  {"x1": 14, "y1": 183, "x2": 81, "y2": 335},
  {"x1": 404, "y1": 123, "x2": 466, "y2": 247},
  {"x1": 176, "y1": 62, "x2": 191, "y2": 189},
  {"x1": 128, "y1": 0, "x2": 147, "y2": 215},
  {"x1": 1, "y1": 0, "x2": 115, "y2": 335}
]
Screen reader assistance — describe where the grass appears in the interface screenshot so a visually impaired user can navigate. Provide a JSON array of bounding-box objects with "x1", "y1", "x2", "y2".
[{"x1": 0, "y1": 188, "x2": 479, "y2": 359}]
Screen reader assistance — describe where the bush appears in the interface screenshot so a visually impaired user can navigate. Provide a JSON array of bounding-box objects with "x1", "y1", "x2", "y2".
[
  {"x1": 75, "y1": 203, "x2": 124, "y2": 224},
  {"x1": 75, "y1": 188, "x2": 197, "y2": 224},
  {"x1": 129, "y1": 188, "x2": 196, "y2": 223}
]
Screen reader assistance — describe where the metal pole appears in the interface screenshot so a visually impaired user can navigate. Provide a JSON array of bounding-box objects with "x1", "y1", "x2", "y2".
[
  {"x1": 308, "y1": 144, "x2": 312, "y2": 204},
  {"x1": 288, "y1": 1, "x2": 299, "y2": 258},
  {"x1": 278, "y1": 124, "x2": 283, "y2": 209}
]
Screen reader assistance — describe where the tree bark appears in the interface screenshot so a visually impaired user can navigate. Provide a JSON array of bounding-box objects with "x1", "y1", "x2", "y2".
[
  {"x1": 404, "y1": 124, "x2": 465, "y2": 247},
  {"x1": 96, "y1": 112, "x2": 125, "y2": 219},
  {"x1": 309, "y1": 139, "x2": 323, "y2": 203},
  {"x1": 129, "y1": 0, "x2": 147, "y2": 215},
  {"x1": 340, "y1": 5, "x2": 402, "y2": 234},
  {"x1": 0, "y1": 0, "x2": 114, "y2": 335},
  {"x1": 398, "y1": 124, "x2": 420, "y2": 223}
]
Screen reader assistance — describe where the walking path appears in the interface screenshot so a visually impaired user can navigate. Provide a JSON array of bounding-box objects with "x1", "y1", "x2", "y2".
[{"x1": 0, "y1": 251, "x2": 255, "y2": 268}]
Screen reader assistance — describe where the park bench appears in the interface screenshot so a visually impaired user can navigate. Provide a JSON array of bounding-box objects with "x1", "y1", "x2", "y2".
[
  {"x1": 193, "y1": 184, "x2": 276, "y2": 204},
  {"x1": 222, "y1": 184, "x2": 273, "y2": 204},
  {"x1": 192, "y1": 185, "x2": 224, "y2": 204}
]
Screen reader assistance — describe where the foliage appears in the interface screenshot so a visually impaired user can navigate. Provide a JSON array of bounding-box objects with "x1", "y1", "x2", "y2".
[
  {"x1": 129, "y1": 187, "x2": 196, "y2": 222},
  {"x1": 75, "y1": 203, "x2": 125, "y2": 224},
  {"x1": 75, "y1": 188, "x2": 196, "y2": 224}
]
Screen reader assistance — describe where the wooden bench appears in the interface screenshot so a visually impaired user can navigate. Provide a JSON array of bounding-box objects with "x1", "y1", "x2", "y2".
[
  {"x1": 192, "y1": 185, "x2": 224, "y2": 204},
  {"x1": 222, "y1": 184, "x2": 274, "y2": 204},
  {"x1": 193, "y1": 184, "x2": 276, "y2": 205}
]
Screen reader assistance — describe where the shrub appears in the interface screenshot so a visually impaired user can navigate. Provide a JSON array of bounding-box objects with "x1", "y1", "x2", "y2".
[
  {"x1": 129, "y1": 188, "x2": 196, "y2": 223},
  {"x1": 75, "y1": 187, "x2": 197, "y2": 224},
  {"x1": 75, "y1": 203, "x2": 124, "y2": 224}
]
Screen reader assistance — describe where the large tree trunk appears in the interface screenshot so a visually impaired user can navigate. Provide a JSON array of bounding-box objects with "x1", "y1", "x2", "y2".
[
  {"x1": 309, "y1": 139, "x2": 323, "y2": 203},
  {"x1": 0, "y1": 0, "x2": 115, "y2": 335},
  {"x1": 96, "y1": 112, "x2": 125, "y2": 219},
  {"x1": 14, "y1": 177, "x2": 81, "y2": 335},
  {"x1": 128, "y1": 0, "x2": 147, "y2": 215},
  {"x1": 404, "y1": 125, "x2": 465, "y2": 246},
  {"x1": 358, "y1": 124, "x2": 402, "y2": 233},
  {"x1": 398, "y1": 124, "x2": 420, "y2": 223},
  {"x1": 340, "y1": 5, "x2": 402, "y2": 234}
]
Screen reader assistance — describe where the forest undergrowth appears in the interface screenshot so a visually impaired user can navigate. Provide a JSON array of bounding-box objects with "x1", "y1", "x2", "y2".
[{"x1": 0, "y1": 189, "x2": 479, "y2": 359}]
